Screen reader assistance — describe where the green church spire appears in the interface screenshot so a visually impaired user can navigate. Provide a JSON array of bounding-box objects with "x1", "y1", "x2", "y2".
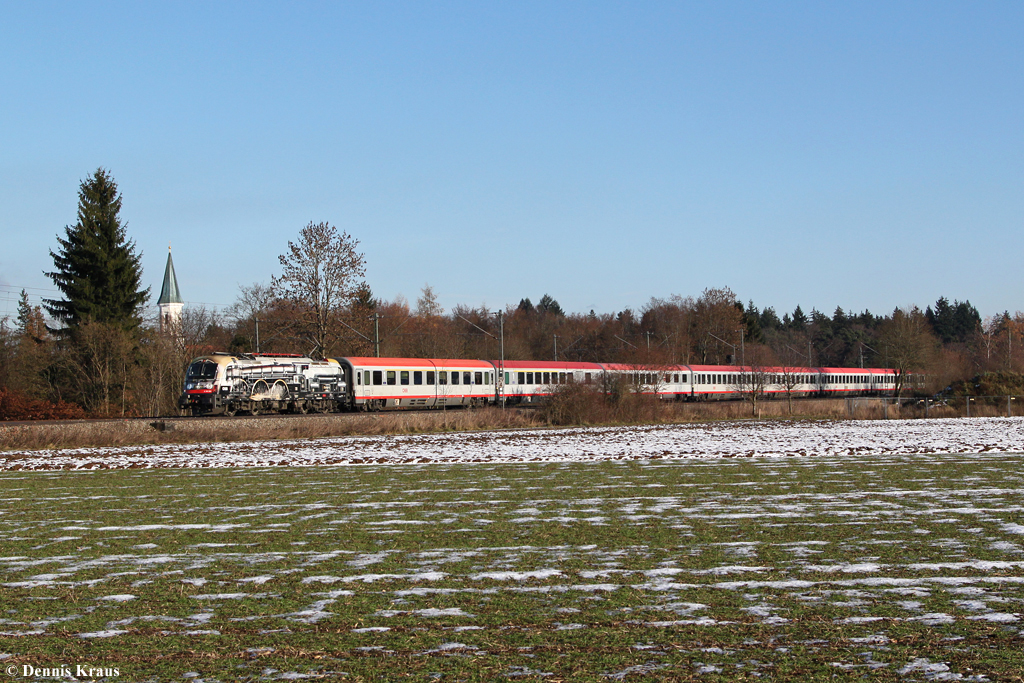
[{"x1": 157, "y1": 245, "x2": 182, "y2": 305}]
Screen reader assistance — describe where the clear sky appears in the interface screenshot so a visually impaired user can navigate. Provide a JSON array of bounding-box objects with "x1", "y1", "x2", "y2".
[{"x1": 1, "y1": 1, "x2": 1021, "y2": 323}]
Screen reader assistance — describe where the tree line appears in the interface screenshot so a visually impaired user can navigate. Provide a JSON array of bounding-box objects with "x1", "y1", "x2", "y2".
[{"x1": 1, "y1": 168, "x2": 1022, "y2": 418}]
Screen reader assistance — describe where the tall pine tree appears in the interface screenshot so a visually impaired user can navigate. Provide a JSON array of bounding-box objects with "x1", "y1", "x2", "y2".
[{"x1": 44, "y1": 169, "x2": 149, "y2": 334}]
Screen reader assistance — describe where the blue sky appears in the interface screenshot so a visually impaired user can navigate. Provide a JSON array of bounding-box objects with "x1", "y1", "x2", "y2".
[{"x1": 1, "y1": 1, "x2": 1021, "y2": 323}]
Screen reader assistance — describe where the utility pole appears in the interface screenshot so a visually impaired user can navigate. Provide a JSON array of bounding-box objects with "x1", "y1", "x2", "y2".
[
  {"x1": 708, "y1": 332, "x2": 737, "y2": 364},
  {"x1": 374, "y1": 313, "x2": 380, "y2": 358},
  {"x1": 739, "y1": 329, "x2": 745, "y2": 366},
  {"x1": 554, "y1": 334, "x2": 558, "y2": 361},
  {"x1": 255, "y1": 317, "x2": 261, "y2": 353},
  {"x1": 496, "y1": 310, "x2": 505, "y2": 408},
  {"x1": 456, "y1": 310, "x2": 506, "y2": 408}
]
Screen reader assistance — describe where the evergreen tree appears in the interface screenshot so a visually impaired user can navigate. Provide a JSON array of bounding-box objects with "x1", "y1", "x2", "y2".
[
  {"x1": 353, "y1": 282, "x2": 378, "y2": 311},
  {"x1": 759, "y1": 307, "x2": 783, "y2": 332},
  {"x1": 739, "y1": 300, "x2": 764, "y2": 343},
  {"x1": 537, "y1": 294, "x2": 564, "y2": 317},
  {"x1": 44, "y1": 169, "x2": 148, "y2": 333},
  {"x1": 927, "y1": 297, "x2": 981, "y2": 344},
  {"x1": 790, "y1": 305, "x2": 808, "y2": 331},
  {"x1": 16, "y1": 290, "x2": 46, "y2": 341}
]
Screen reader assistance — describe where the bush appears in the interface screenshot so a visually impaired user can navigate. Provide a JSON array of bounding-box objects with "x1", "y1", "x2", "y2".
[
  {"x1": 0, "y1": 388, "x2": 87, "y2": 421},
  {"x1": 537, "y1": 382, "x2": 605, "y2": 425},
  {"x1": 946, "y1": 371, "x2": 1023, "y2": 397},
  {"x1": 537, "y1": 381, "x2": 664, "y2": 426}
]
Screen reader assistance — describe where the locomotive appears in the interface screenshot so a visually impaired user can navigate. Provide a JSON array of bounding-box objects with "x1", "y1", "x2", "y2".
[
  {"x1": 179, "y1": 352, "x2": 899, "y2": 416},
  {"x1": 180, "y1": 353, "x2": 345, "y2": 416}
]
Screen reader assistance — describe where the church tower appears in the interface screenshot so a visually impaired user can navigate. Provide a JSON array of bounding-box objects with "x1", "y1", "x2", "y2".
[{"x1": 157, "y1": 245, "x2": 183, "y2": 333}]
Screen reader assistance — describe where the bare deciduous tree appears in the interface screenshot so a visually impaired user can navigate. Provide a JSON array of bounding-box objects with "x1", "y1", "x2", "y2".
[
  {"x1": 775, "y1": 344, "x2": 809, "y2": 414},
  {"x1": 272, "y1": 222, "x2": 365, "y2": 359},
  {"x1": 54, "y1": 321, "x2": 136, "y2": 416},
  {"x1": 879, "y1": 306, "x2": 939, "y2": 397},
  {"x1": 693, "y1": 287, "x2": 744, "y2": 364},
  {"x1": 732, "y1": 346, "x2": 775, "y2": 417}
]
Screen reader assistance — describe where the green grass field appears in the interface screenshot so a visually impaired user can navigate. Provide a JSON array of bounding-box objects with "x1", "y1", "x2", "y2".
[{"x1": 1, "y1": 451, "x2": 1022, "y2": 681}]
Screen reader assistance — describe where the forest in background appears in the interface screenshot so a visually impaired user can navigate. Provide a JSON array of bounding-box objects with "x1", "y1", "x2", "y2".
[{"x1": 2, "y1": 168, "x2": 1022, "y2": 419}]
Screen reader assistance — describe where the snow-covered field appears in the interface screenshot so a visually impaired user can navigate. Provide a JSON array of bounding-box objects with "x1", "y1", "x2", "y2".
[
  {"x1": 2, "y1": 419, "x2": 1023, "y2": 679},
  {"x1": 2, "y1": 416, "x2": 1022, "y2": 469}
]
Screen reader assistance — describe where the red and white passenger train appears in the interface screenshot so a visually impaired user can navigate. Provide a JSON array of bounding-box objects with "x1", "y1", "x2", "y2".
[{"x1": 179, "y1": 352, "x2": 899, "y2": 416}]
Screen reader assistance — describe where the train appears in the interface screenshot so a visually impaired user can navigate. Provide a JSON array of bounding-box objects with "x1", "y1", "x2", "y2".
[{"x1": 179, "y1": 352, "x2": 899, "y2": 416}]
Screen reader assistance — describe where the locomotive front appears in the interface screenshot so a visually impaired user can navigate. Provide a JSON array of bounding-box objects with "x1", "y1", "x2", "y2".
[{"x1": 179, "y1": 356, "x2": 231, "y2": 415}]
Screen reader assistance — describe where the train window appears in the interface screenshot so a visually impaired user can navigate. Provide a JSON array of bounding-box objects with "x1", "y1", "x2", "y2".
[
  {"x1": 584, "y1": 372, "x2": 592, "y2": 383},
  {"x1": 372, "y1": 370, "x2": 382, "y2": 386},
  {"x1": 356, "y1": 372, "x2": 361, "y2": 385},
  {"x1": 518, "y1": 372, "x2": 524, "y2": 384},
  {"x1": 400, "y1": 371, "x2": 409, "y2": 385},
  {"x1": 681, "y1": 374, "x2": 688, "y2": 383},
  {"x1": 439, "y1": 371, "x2": 447, "y2": 385},
  {"x1": 427, "y1": 371, "x2": 435, "y2": 385},
  {"x1": 414, "y1": 371, "x2": 422, "y2": 385},
  {"x1": 541, "y1": 372, "x2": 548, "y2": 384},
  {"x1": 464, "y1": 372, "x2": 471, "y2": 385},
  {"x1": 527, "y1": 372, "x2": 534, "y2": 384},
  {"x1": 450, "y1": 371, "x2": 458, "y2": 385},
  {"x1": 475, "y1": 372, "x2": 482, "y2": 384},
  {"x1": 505, "y1": 372, "x2": 510, "y2": 384},
  {"x1": 364, "y1": 371, "x2": 370, "y2": 385},
  {"x1": 387, "y1": 371, "x2": 396, "y2": 386},
  {"x1": 560, "y1": 372, "x2": 566, "y2": 383},
  {"x1": 186, "y1": 360, "x2": 218, "y2": 380}
]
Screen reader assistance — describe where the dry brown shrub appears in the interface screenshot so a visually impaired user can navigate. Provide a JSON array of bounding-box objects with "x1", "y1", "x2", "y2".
[{"x1": 0, "y1": 388, "x2": 87, "y2": 421}]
